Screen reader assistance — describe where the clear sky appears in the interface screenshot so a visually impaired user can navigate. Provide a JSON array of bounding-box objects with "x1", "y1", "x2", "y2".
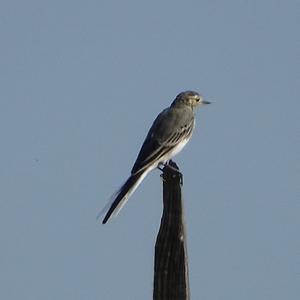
[{"x1": 0, "y1": 1, "x2": 299, "y2": 299}]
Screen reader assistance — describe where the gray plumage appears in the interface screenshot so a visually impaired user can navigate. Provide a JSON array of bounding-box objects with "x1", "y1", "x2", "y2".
[{"x1": 99, "y1": 91, "x2": 210, "y2": 224}]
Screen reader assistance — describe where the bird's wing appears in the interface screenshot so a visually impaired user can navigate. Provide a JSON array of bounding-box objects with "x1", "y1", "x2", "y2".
[{"x1": 131, "y1": 106, "x2": 194, "y2": 175}]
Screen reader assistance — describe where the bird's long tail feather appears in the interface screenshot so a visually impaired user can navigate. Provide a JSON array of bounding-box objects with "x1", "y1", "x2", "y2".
[{"x1": 98, "y1": 170, "x2": 149, "y2": 224}]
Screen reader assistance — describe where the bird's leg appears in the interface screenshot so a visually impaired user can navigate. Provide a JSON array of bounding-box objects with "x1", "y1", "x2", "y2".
[
  {"x1": 158, "y1": 163, "x2": 165, "y2": 172},
  {"x1": 167, "y1": 160, "x2": 183, "y2": 185},
  {"x1": 158, "y1": 161, "x2": 183, "y2": 185},
  {"x1": 158, "y1": 163, "x2": 166, "y2": 182}
]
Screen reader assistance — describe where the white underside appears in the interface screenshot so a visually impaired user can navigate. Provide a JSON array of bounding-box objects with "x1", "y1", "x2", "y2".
[{"x1": 157, "y1": 137, "x2": 190, "y2": 166}]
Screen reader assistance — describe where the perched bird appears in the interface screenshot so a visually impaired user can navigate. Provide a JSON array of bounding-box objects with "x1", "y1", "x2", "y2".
[{"x1": 99, "y1": 91, "x2": 210, "y2": 224}]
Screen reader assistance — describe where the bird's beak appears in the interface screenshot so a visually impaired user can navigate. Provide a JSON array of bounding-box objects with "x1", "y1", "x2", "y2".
[{"x1": 201, "y1": 100, "x2": 211, "y2": 104}]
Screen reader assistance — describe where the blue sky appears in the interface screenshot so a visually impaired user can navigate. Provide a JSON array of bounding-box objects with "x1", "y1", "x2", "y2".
[{"x1": 0, "y1": 1, "x2": 299, "y2": 299}]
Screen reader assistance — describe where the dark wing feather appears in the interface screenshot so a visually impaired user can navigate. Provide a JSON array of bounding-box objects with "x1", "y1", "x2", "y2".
[{"x1": 131, "y1": 106, "x2": 194, "y2": 175}]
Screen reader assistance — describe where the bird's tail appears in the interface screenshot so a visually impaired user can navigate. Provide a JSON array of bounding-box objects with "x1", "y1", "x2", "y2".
[{"x1": 98, "y1": 170, "x2": 149, "y2": 224}]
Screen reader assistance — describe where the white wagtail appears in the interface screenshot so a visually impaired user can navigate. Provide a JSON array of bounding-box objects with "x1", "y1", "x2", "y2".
[{"x1": 99, "y1": 91, "x2": 210, "y2": 224}]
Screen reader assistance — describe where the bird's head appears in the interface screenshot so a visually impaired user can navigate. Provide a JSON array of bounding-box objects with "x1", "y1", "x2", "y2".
[{"x1": 171, "y1": 91, "x2": 210, "y2": 109}]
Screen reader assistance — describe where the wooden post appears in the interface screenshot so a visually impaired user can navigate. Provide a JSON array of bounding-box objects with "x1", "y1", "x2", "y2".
[{"x1": 153, "y1": 160, "x2": 190, "y2": 300}]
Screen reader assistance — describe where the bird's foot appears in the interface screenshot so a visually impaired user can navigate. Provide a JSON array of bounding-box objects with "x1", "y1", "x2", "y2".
[{"x1": 158, "y1": 161, "x2": 183, "y2": 185}]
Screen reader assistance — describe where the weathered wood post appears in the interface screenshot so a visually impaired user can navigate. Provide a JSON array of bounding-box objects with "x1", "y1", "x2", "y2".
[{"x1": 153, "y1": 160, "x2": 190, "y2": 300}]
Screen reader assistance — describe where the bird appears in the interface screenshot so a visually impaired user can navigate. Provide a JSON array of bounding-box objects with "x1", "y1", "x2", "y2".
[{"x1": 99, "y1": 90, "x2": 210, "y2": 224}]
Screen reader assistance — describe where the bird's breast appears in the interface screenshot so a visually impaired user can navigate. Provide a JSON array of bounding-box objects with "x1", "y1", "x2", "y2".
[{"x1": 158, "y1": 137, "x2": 190, "y2": 166}]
